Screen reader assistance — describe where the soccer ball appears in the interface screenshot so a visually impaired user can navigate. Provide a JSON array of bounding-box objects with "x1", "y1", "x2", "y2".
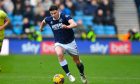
[{"x1": 53, "y1": 74, "x2": 64, "y2": 84}]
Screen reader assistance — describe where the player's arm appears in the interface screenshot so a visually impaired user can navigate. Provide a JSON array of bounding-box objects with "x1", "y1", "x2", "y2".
[
  {"x1": 0, "y1": 18, "x2": 10, "y2": 31},
  {"x1": 62, "y1": 19, "x2": 77, "y2": 29},
  {"x1": 67, "y1": 19, "x2": 77, "y2": 28},
  {"x1": 40, "y1": 20, "x2": 46, "y2": 32}
]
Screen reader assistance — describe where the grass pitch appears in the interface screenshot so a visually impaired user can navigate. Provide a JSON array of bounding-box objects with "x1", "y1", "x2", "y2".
[{"x1": 0, "y1": 54, "x2": 140, "y2": 84}]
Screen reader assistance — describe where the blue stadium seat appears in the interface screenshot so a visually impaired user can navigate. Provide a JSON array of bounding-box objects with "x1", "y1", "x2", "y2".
[
  {"x1": 12, "y1": 21, "x2": 23, "y2": 26},
  {"x1": 75, "y1": 11, "x2": 83, "y2": 16},
  {"x1": 93, "y1": 24, "x2": 105, "y2": 35},
  {"x1": 83, "y1": 16, "x2": 94, "y2": 26},
  {"x1": 5, "y1": 29, "x2": 13, "y2": 36},
  {"x1": 13, "y1": 15, "x2": 23, "y2": 21},
  {"x1": 73, "y1": 16, "x2": 83, "y2": 22},
  {"x1": 13, "y1": 26, "x2": 23, "y2": 35},
  {"x1": 104, "y1": 25, "x2": 116, "y2": 35},
  {"x1": 7, "y1": 13, "x2": 13, "y2": 23}
]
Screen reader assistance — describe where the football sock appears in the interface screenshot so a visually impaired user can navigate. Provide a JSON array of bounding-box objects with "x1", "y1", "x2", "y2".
[
  {"x1": 77, "y1": 63, "x2": 84, "y2": 76},
  {"x1": 59, "y1": 59, "x2": 70, "y2": 76}
]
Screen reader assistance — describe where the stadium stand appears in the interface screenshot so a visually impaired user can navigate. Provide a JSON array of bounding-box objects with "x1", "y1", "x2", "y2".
[
  {"x1": 135, "y1": 0, "x2": 140, "y2": 24},
  {"x1": 0, "y1": 0, "x2": 117, "y2": 38},
  {"x1": 114, "y1": 0, "x2": 139, "y2": 34}
]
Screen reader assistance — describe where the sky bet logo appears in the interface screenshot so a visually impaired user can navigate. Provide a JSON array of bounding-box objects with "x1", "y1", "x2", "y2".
[
  {"x1": 22, "y1": 42, "x2": 40, "y2": 54},
  {"x1": 40, "y1": 41, "x2": 55, "y2": 54},
  {"x1": 90, "y1": 42, "x2": 108, "y2": 54},
  {"x1": 109, "y1": 42, "x2": 131, "y2": 54}
]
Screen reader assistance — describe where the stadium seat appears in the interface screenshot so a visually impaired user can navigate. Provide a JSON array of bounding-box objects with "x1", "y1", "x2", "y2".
[
  {"x1": 93, "y1": 24, "x2": 105, "y2": 35},
  {"x1": 13, "y1": 26, "x2": 23, "y2": 35},
  {"x1": 13, "y1": 15, "x2": 23, "y2": 21},
  {"x1": 4, "y1": 29, "x2": 13, "y2": 36},
  {"x1": 12, "y1": 15, "x2": 23, "y2": 26},
  {"x1": 104, "y1": 25, "x2": 116, "y2": 35},
  {"x1": 7, "y1": 13, "x2": 13, "y2": 23},
  {"x1": 73, "y1": 16, "x2": 83, "y2": 22},
  {"x1": 12, "y1": 21, "x2": 23, "y2": 26},
  {"x1": 83, "y1": 16, "x2": 94, "y2": 26},
  {"x1": 75, "y1": 11, "x2": 83, "y2": 16}
]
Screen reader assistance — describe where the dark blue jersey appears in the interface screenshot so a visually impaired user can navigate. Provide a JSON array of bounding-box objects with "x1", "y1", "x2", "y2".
[{"x1": 44, "y1": 13, "x2": 75, "y2": 44}]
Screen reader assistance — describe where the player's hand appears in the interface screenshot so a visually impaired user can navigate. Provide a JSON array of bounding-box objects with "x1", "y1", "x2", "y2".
[
  {"x1": 62, "y1": 24, "x2": 69, "y2": 29},
  {"x1": 62, "y1": 24, "x2": 67, "y2": 28}
]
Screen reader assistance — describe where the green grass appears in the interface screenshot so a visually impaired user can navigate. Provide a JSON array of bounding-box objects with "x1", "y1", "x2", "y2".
[{"x1": 0, "y1": 55, "x2": 140, "y2": 84}]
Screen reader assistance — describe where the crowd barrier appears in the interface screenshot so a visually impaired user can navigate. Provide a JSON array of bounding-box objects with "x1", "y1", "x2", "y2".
[{"x1": 6, "y1": 39, "x2": 140, "y2": 55}]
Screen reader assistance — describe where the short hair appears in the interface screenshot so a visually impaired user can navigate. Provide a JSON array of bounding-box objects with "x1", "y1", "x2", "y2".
[{"x1": 49, "y1": 5, "x2": 59, "y2": 11}]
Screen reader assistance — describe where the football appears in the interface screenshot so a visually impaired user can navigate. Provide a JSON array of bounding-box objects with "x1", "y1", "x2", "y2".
[{"x1": 53, "y1": 74, "x2": 64, "y2": 84}]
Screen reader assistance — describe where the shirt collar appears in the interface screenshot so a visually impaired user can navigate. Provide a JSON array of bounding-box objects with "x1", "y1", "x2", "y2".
[{"x1": 53, "y1": 12, "x2": 61, "y2": 20}]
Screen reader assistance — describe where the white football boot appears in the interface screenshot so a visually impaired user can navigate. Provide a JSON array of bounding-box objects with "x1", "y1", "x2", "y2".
[
  {"x1": 68, "y1": 74, "x2": 75, "y2": 82},
  {"x1": 80, "y1": 75, "x2": 87, "y2": 84}
]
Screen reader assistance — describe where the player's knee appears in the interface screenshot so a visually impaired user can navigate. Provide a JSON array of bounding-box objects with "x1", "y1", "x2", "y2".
[
  {"x1": 55, "y1": 50, "x2": 64, "y2": 58},
  {"x1": 56, "y1": 51, "x2": 64, "y2": 57},
  {"x1": 73, "y1": 56, "x2": 81, "y2": 64},
  {"x1": 74, "y1": 60, "x2": 81, "y2": 64},
  {"x1": 55, "y1": 46, "x2": 64, "y2": 56},
  {"x1": 56, "y1": 52, "x2": 64, "y2": 61}
]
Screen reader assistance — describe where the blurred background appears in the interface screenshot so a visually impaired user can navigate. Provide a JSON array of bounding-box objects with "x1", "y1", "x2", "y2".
[{"x1": 0, "y1": 0, "x2": 140, "y2": 55}]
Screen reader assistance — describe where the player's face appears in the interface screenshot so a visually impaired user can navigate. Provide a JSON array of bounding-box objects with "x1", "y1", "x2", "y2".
[{"x1": 50, "y1": 10, "x2": 59, "y2": 19}]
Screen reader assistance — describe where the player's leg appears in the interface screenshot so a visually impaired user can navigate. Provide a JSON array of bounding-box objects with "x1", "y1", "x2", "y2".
[
  {"x1": 55, "y1": 45, "x2": 69, "y2": 74},
  {"x1": 70, "y1": 54, "x2": 87, "y2": 84},
  {"x1": 71, "y1": 55, "x2": 84, "y2": 75},
  {"x1": 66, "y1": 40, "x2": 87, "y2": 84},
  {"x1": 54, "y1": 45, "x2": 75, "y2": 82},
  {"x1": 65, "y1": 40, "x2": 85, "y2": 76}
]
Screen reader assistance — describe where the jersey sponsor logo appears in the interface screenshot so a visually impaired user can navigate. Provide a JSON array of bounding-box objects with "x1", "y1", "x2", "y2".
[
  {"x1": 52, "y1": 23, "x2": 63, "y2": 30},
  {"x1": 109, "y1": 42, "x2": 131, "y2": 54},
  {"x1": 90, "y1": 42, "x2": 108, "y2": 54},
  {"x1": 59, "y1": 18, "x2": 63, "y2": 23},
  {"x1": 40, "y1": 41, "x2": 55, "y2": 54}
]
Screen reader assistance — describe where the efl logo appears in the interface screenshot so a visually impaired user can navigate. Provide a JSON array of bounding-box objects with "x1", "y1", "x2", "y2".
[
  {"x1": 109, "y1": 42, "x2": 131, "y2": 54},
  {"x1": 40, "y1": 41, "x2": 55, "y2": 54}
]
